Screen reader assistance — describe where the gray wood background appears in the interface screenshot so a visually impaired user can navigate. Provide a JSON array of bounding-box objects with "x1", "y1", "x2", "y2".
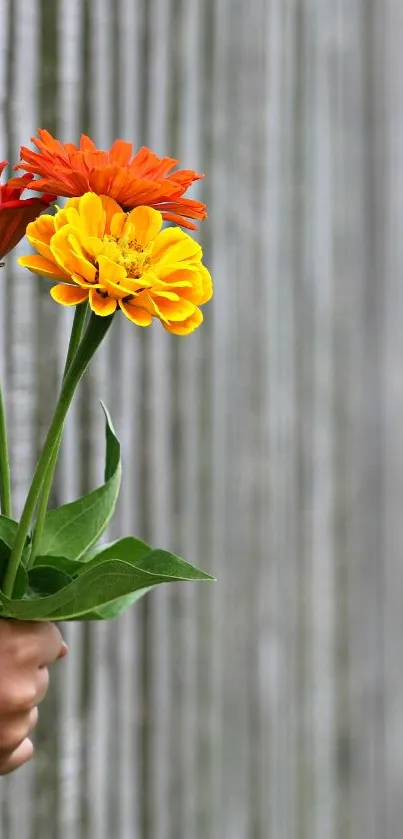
[{"x1": 0, "y1": 0, "x2": 401, "y2": 837}]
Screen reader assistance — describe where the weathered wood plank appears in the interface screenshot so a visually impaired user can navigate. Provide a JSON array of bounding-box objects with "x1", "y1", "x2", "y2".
[
  {"x1": 1, "y1": 2, "x2": 403, "y2": 839},
  {"x1": 382, "y1": 5, "x2": 403, "y2": 837}
]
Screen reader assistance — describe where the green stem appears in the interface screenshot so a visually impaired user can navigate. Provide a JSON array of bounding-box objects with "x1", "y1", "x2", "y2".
[
  {"x1": 0, "y1": 383, "x2": 11, "y2": 517},
  {"x1": 28, "y1": 303, "x2": 89, "y2": 568},
  {"x1": 3, "y1": 312, "x2": 114, "y2": 597},
  {"x1": 64, "y1": 302, "x2": 90, "y2": 377}
]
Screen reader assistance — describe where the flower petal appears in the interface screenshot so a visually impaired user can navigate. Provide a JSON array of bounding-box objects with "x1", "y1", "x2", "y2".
[
  {"x1": 97, "y1": 254, "x2": 127, "y2": 284},
  {"x1": 154, "y1": 266, "x2": 203, "y2": 302},
  {"x1": 109, "y1": 211, "x2": 130, "y2": 239},
  {"x1": 77, "y1": 192, "x2": 106, "y2": 237},
  {"x1": 163, "y1": 308, "x2": 203, "y2": 335},
  {"x1": 125, "y1": 206, "x2": 162, "y2": 246},
  {"x1": 199, "y1": 265, "x2": 213, "y2": 304},
  {"x1": 54, "y1": 205, "x2": 82, "y2": 232},
  {"x1": 119, "y1": 299, "x2": 153, "y2": 326},
  {"x1": 96, "y1": 254, "x2": 136, "y2": 296},
  {"x1": 153, "y1": 290, "x2": 180, "y2": 301},
  {"x1": 156, "y1": 263, "x2": 195, "y2": 282},
  {"x1": 18, "y1": 254, "x2": 68, "y2": 280},
  {"x1": 50, "y1": 284, "x2": 89, "y2": 306},
  {"x1": 150, "y1": 293, "x2": 196, "y2": 323},
  {"x1": 75, "y1": 232, "x2": 104, "y2": 262},
  {"x1": 109, "y1": 139, "x2": 133, "y2": 166},
  {"x1": 50, "y1": 227, "x2": 97, "y2": 283},
  {"x1": 25, "y1": 214, "x2": 56, "y2": 260},
  {"x1": 151, "y1": 227, "x2": 202, "y2": 265},
  {"x1": 100, "y1": 195, "x2": 125, "y2": 233},
  {"x1": 89, "y1": 288, "x2": 118, "y2": 316}
]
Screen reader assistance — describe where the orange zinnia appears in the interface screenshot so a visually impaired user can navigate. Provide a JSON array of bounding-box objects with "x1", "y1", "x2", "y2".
[
  {"x1": 0, "y1": 162, "x2": 55, "y2": 261},
  {"x1": 16, "y1": 130, "x2": 207, "y2": 230}
]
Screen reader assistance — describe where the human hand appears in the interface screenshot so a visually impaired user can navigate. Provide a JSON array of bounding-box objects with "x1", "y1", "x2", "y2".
[{"x1": 0, "y1": 620, "x2": 67, "y2": 774}]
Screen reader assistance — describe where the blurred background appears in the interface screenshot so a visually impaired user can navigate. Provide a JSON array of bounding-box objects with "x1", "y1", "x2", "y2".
[{"x1": 0, "y1": 1, "x2": 402, "y2": 838}]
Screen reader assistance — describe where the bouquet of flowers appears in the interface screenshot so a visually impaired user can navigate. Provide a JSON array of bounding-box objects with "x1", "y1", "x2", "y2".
[{"x1": 0, "y1": 131, "x2": 214, "y2": 621}]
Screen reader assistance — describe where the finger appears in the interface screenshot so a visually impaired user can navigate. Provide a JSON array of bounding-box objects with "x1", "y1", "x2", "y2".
[
  {"x1": 0, "y1": 738, "x2": 34, "y2": 775},
  {"x1": 0, "y1": 621, "x2": 66, "y2": 668},
  {"x1": 27, "y1": 706, "x2": 39, "y2": 734},
  {"x1": 35, "y1": 666, "x2": 50, "y2": 706},
  {"x1": 57, "y1": 641, "x2": 69, "y2": 660},
  {"x1": 0, "y1": 706, "x2": 37, "y2": 759},
  {"x1": 35, "y1": 623, "x2": 66, "y2": 667},
  {"x1": 1, "y1": 669, "x2": 50, "y2": 714}
]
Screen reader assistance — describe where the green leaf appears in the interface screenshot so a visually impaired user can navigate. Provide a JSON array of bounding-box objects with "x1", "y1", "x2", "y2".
[
  {"x1": 78, "y1": 588, "x2": 153, "y2": 620},
  {"x1": 0, "y1": 552, "x2": 214, "y2": 621},
  {"x1": 0, "y1": 538, "x2": 11, "y2": 573},
  {"x1": 37, "y1": 404, "x2": 122, "y2": 560},
  {"x1": 28, "y1": 566, "x2": 72, "y2": 596},
  {"x1": 83, "y1": 535, "x2": 152, "y2": 565},
  {"x1": 31, "y1": 554, "x2": 86, "y2": 576},
  {"x1": 84, "y1": 538, "x2": 215, "y2": 581},
  {"x1": 0, "y1": 538, "x2": 28, "y2": 599},
  {"x1": 0, "y1": 516, "x2": 19, "y2": 548},
  {"x1": 70, "y1": 538, "x2": 213, "y2": 620},
  {"x1": 135, "y1": 549, "x2": 216, "y2": 581},
  {"x1": 10, "y1": 566, "x2": 28, "y2": 600}
]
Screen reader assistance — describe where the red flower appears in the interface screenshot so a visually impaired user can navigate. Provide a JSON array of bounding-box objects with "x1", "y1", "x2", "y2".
[
  {"x1": 16, "y1": 130, "x2": 207, "y2": 230},
  {"x1": 0, "y1": 162, "x2": 55, "y2": 260}
]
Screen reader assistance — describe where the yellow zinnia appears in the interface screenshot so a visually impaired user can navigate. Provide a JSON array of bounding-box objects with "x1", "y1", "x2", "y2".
[{"x1": 19, "y1": 192, "x2": 213, "y2": 334}]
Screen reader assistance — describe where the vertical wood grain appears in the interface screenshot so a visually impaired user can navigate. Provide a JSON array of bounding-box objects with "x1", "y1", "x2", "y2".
[{"x1": 0, "y1": 2, "x2": 402, "y2": 839}]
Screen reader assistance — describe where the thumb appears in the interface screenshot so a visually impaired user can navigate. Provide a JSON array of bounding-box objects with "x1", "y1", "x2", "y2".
[{"x1": 57, "y1": 640, "x2": 68, "y2": 660}]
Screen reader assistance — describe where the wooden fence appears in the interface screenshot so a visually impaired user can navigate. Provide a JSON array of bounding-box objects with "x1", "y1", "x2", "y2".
[{"x1": 0, "y1": 1, "x2": 402, "y2": 837}]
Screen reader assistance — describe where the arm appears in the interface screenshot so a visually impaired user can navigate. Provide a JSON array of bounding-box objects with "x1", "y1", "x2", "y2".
[{"x1": 0, "y1": 620, "x2": 67, "y2": 774}]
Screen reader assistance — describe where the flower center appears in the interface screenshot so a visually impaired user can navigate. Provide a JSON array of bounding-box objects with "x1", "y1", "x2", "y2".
[{"x1": 103, "y1": 224, "x2": 153, "y2": 280}]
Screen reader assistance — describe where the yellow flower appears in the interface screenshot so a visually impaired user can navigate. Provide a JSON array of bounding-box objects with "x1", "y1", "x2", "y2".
[{"x1": 19, "y1": 192, "x2": 213, "y2": 334}]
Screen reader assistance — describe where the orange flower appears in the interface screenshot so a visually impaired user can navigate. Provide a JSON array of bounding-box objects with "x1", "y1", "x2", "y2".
[
  {"x1": 16, "y1": 130, "x2": 207, "y2": 230},
  {"x1": 0, "y1": 162, "x2": 55, "y2": 261},
  {"x1": 19, "y1": 193, "x2": 213, "y2": 335}
]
